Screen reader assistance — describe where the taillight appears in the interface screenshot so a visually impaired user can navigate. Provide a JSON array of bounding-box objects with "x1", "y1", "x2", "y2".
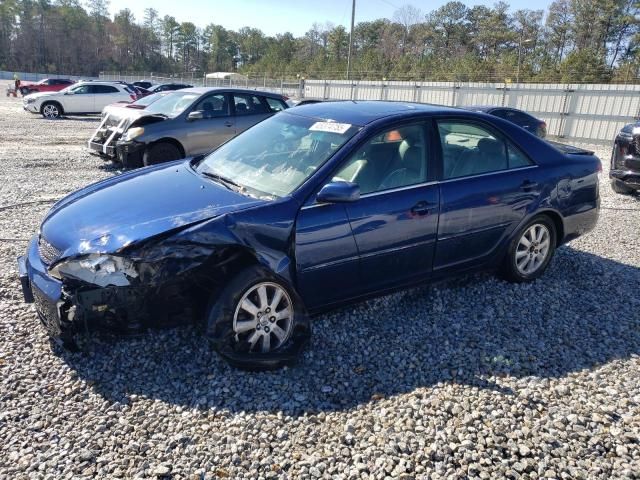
[
  {"x1": 130, "y1": 94, "x2": 136, "y2": 101},
  {"x1": 596, "y1": 161, "x2": 602, "y2": 173},
  {"x1": 282, "y1": 96, "x2": 289, "y2": 101}
]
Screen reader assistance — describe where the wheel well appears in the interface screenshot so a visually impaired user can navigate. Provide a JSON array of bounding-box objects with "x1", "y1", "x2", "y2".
[
  {"x1": 41, "y1": 100, "x2": 63, "y2": 114},
  {"x1": 539, "y1": 210, "x2": 564, "y2": 246},
  {"x1": 150, "y1": 138, "x2": 185, "y2": 157}
]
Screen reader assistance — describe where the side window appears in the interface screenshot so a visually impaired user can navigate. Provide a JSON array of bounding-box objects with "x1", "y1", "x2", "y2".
[
  {"x1": 265, "y1": 97, "x2": 287, "y2": 112},
  {"x1": 508, "y1": 143, "x2": 534, "y2": 168},
  {"x1": 439, "y1": 121, "x2": 505, "y2": 179},
  {"x1": 90, "y1": 85, "x2": 118, "y2": 94},
  {"x1": 192, "y1": 94, "x2": 228, "y2": 118},
  {"x1": 71, "y1": 85, "x2": 91, "y2": 94},
  {"x1": 233, "y1": 94, "x2": 269, "y2": 115},
  {"x1": 438, "y1": 120, "x2": 532, "y2": 179},
  {"x1": 333, "y1": 124, "x2": 427, "y2": 195}
]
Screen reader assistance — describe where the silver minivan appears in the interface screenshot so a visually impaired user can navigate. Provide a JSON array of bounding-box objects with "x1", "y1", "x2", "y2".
[{"x1": 88, "y1": 87, "x2": 289, "y2": 168}]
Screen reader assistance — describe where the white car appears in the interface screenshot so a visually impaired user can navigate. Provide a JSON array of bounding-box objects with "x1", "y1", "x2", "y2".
[{"x1": 23, "y1": 81, "x2": 135, "y2": 119}]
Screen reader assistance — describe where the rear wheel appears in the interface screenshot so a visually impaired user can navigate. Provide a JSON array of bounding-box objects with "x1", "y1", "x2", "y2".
[
  {"x1": 501, "y1": 215, "x2": 557, "y2": 283},
  {"x1": 143, "y1": 142, "x2": 182, "y2": 166},
  {"x1": 611, "y1": 179, "x2": 635, "y2": 195},
  {"x1": 20, "y1": 87, "x2": 30, "y2": 96},
  {"x1": 41, "y1": 102, "x2": 62, "y2": 119},
  {"x1": 205, "y1": 265, "x2": 310, "y2": 370}
]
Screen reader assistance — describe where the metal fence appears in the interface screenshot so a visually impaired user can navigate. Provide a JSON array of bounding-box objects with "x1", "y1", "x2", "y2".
[
  {"x1": 0, "y1": 70, "x2": 97, "y2": 82},
  {"x1": 62, "y1": 70, "x2": 640, "y2": 144},
  {"x1": 304, "y1": 80, "x2": 640, "y2": 144},
  {"x1": 99, "y1": 72, "x2": 303, "y2": 99}
]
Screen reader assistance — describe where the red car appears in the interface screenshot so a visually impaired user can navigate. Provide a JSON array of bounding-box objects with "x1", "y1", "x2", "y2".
[{"x1": 20, "y1": 78, "x2": 74, "y2": 96}]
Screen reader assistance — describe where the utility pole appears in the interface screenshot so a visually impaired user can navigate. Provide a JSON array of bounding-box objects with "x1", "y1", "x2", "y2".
[{"x1": 346, "y1": 0, "x2": 356, "y2": 80}]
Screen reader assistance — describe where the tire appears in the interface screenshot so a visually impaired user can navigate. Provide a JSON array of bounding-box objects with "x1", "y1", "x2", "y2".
[
  {"x1": 611, "y1": 179, "x2": 635, "y2": 195},
  {"x1": 500, "y1": 215, "x2": 557, "y2": 283},
  {"x1": 41, "y1": 101, "x2": 62, "y2": 119},
  {"x1": 20, "y1": 87, "x2": 30, "y2": 96},
  {"x1": 205, "y1": 265, "x2": 310, "y2": 370},
  {"x1": 143, "y1": 142, "x2": 182, "y2": 166}
]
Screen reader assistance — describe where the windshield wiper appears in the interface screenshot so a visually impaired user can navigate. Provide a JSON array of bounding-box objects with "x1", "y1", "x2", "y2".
[{"x1": 200, "y1": 171, "x2": 243, "y2": 191}]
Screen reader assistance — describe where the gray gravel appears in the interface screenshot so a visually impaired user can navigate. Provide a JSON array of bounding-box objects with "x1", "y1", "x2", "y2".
[{"x1": 0, "y1": 93, "x2": 639, "y2": 479}]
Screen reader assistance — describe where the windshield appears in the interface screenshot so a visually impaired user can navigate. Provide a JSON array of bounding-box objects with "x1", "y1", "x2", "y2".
[
  {"x1": 130, "y1": 92, "x2": 165, "y2": 107},
  {"x1": 144, "y1": 91, "x2": 199, "y2": 118},
  {"x1": 196, "y1": 112, "x2": 360, "y2": 198}
]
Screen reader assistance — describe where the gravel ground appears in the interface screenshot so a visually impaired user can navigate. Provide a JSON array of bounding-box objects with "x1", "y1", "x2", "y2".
[{"x1": 0, "y1": 93, "x2": 639, "y2": 480}]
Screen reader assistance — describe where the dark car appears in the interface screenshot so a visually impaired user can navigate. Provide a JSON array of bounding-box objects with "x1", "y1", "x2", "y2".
[
  {"x1": 148, "y1": 83, "x2": 193, "y2": 93},
  {"x1": 610, "y1": 122, "x2": 640, "y2": 194},
  {"x1": 19, "y1": 101, "x2": 600, "y2": 369},
  {"x1": 133, "y1": 81, "x2": 153, "y2": 90},
  {"x1": 463, "y1": 106, "x2": 547, "y2": 138},
  {"x1": 88, "y1": 87, "x2": 289, "y2": 167}
]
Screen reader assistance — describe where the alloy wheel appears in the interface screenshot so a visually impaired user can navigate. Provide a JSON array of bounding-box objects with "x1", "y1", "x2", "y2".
[
  {"x1": 43, "y1": 104, "x2": 59, "y2": 119},
  {"x1": 515, "y1": 223, "x2": 551, "y2": 275},
  {"x1": 233, "y1": 282, "x2": 293, "y2": 353}
]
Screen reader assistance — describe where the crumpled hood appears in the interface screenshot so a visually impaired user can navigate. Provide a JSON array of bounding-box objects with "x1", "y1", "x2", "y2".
[
  {"x1": 41, "y1": 161, "x2": 264, "y2": 258},
  {"x1": 102, "y1": 104, "x2": 147, "y2": 124}
]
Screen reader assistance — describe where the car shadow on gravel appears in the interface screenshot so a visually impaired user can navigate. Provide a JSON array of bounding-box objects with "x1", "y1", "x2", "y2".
[{"x1": 54, "y1": 245, "x2": 640, "y2": 415}]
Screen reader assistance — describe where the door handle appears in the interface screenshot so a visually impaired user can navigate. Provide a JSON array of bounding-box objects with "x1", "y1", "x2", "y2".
[
  {"x1": 224, "y1": 121, "x2": 233, "y2": 127},
  {"x1": 520, "y1": 180, "x2": 538, "y2": 191},
  {"x1": 411, "y1": 201, "x2": 437, "y2": 216}
]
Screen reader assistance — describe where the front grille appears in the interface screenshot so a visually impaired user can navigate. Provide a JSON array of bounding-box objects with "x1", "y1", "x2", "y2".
[
  {"x1": 38, "y1": 237, "x2": 62, "y2": 265},
  {"x1": 32, "y1": 286, "x2": 61, "y2": 336}
]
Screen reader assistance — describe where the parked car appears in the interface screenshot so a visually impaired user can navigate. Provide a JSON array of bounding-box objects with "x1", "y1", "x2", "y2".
[
  {"x1": 88, "y1": 87, "x2": 289, "y2": 167},
  {"x1": 19, "y1": 78, "x2": 75, "y2": 96},
  {"x1": 23, "y1": 81, "x2": 136, "y2": 119},
  {"x1": 463, "y1": 106, "x2": 547, "y2": 138},
  {"x1": 148, "y1": 83, "x2": 193, "y2": 93},
  {"x1": 132, "y1": 86, "x2": 151, "y2": 99},
  {"x1": 133, "y1": 81, "x2": 153, "y2": 90},
  {"x1": 19, "y1": 101, "x2": 601, "y2": 369},
  {"x1": 610, "y1": 122, "x2": 640, "y2": 194}
]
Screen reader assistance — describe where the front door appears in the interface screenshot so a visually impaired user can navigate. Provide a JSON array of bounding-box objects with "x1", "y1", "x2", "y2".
[
  {"x1": 63, "y1": 84, "x2": 94, "y2": 113},
  {"x1": 182, "y1": 93, "x2": 235, "y2": 155},
  {"x1": 434, "y1": 118, "x2": 540, "y2": 271},
  {"x1": 332, "y1": 122, "x2": 439, "y2": 291}
]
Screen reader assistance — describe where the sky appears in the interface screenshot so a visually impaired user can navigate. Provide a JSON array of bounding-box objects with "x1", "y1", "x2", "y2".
[{"x1": 107, "y1": 0, "x2": 554, "y2": 37}]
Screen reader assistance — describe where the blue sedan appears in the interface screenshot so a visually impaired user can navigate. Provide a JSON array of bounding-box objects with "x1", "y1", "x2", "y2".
[{"x1": 18, "y1": 101, "x2": 601, "y2": 368}]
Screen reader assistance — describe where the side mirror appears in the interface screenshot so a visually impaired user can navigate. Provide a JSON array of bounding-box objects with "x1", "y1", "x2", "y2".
[
  {"x1": 316, "y1": 181, "x2": 360, "y2": 204},
  {"x1": 187, "y1": 111, "x2": 203, "y2": 121}
]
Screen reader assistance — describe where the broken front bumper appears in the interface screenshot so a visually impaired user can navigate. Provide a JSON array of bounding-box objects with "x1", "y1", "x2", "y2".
[
  {"x1": 17, "y1": 236, "x2": 150, "y2": 342},
  {"x1": 610, "y1": 169, "x2": 640, "y2": 190}
]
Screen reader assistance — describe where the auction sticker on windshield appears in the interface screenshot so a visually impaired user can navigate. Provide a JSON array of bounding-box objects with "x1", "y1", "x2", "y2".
[{"x1": 309, "y1": 121, "x2": 352, "y2": 134}]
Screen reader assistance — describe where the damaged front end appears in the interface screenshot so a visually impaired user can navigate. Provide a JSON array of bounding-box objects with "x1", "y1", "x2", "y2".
[{"x1": 19, "y1": 233, "x2": 221, "y2": 348}]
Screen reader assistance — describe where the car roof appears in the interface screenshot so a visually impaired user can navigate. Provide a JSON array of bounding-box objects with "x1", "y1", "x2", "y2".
[
  {"x1": 285, "y1": 100, "x2": 462, "y2": 126},
  {"x1": 179, "y1": 86, "x2": 285, "y2": 99}
]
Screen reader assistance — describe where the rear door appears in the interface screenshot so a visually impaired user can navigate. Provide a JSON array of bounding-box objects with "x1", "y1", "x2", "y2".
[
  {"x1": 181, "y1": 93, "x2": 235, "y2": 155},
  {"x1": 91, "y1": 85, "x2": 126, "y2": 112},
  {"x1": 232, "y1": 93, "x2": 273, "y2": 134},
  {"x1": 434, "y1": 118, "x2": 540, "y2": 271}
]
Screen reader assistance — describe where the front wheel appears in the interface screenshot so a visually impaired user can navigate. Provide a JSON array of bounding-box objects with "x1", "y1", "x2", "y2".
[
  {"x1": 20, "y1": 87, "x2": 30, "y2": 96},
  {"x1": 500, "y1": 215, "x2": 557, "y2": 283},
  {"x1": 41, "y1": 102, "x2": 62, "y2": 119},
  {"x1": 143, "y1": 142, "x2": 182, "y2": 166},
  {"x1": 205, "y1": 265, "x2": 310, "y2": 370}
]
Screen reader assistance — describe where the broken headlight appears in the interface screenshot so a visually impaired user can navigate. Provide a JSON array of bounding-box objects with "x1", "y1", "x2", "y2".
[
  {"x1": 123, "y1": 127, "x2": 144, "y2": 141},
  {"x1": 49, "y1": 254, "x2": 138, "y2": 287}
]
